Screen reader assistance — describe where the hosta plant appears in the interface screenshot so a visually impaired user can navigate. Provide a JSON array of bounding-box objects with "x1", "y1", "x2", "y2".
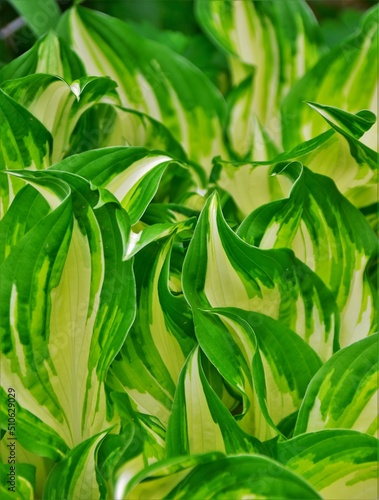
[{"x1": 0, "y1": 0, "x2": 378, "y2": 499}]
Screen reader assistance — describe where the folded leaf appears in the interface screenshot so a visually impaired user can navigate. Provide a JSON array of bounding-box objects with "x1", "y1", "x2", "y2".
[
  {"x1": 110, "y1": 232, "x2": 196, "y2": 427},
  {"x1": 2, "y1": 74, "x2": 120, "y2": 163},
  {"x1": 0, "y1": 169, "x2": 135, "y2": 455},
  {"x1": 57, "y1": 6, "x2": 227, "y2": 173},
  {"x1": 278, "y1": 104, "x2": 378, "y2": 211},
  {"x1": 282, "y1": 5, "x2": 379, "y2": 149},
  {"x1": 0, "y1": 31, "x2": 85, "y2": 84},
  {"x1": 197, "y1": 0, "x2": 324, "y2": 150},
  {"x1": 295, "y1": 333, "x2": 378, "y2": 437},
  {"x1": 43, "y1": 431, "x2": 107, "y2": 500},
  {"x1": 276, "y1": 430, "x2": 379, "y2": 500},
  {"x1": 166, "y1": 346, "x2": 262, "y2": 456},
  {"x1": 0, "y1": 90, "x2": 52, "y2": 217},
  {"x1": 116, "y1": 452, "x2": 321, "y2": 499},
  {"x1": 183, "y1": 191, "x2": 338, "y2": 361},
  {"x1": 238, "y1": 163, "x2": 378, "y2": 347},
  {"x1": 108, "y1": 393, "x2": 166, "y2": 492},
  {"x1": 69, "y1": 103, "x2": 187, "y2": 161},
  {"x1": 53, "y1": 147, "x2": 181, "y2": 225}
]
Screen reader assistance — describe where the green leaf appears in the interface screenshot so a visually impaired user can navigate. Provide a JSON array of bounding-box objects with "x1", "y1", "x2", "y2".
[
  {"x1": 0, "y1": 168, "x2": 135, "y2": 456},
  {"x1": 69, "y1": 103, "x2": 187, "y2": 161},
  {"x1": 197, "y1": 0, "x2": 324, "y2": 151},
  {"x1": 108, "y1": 393, "x2": 166, "y2": 493},
  {"x1": 53, "y1": 147, "x2": 183, "y2": 225},
  {"x1": 110, "y1": 231, "x2": 196, "y2": 428},
  {"x1": 1, "y1": 74, "x2": 120, "y2": 163},
  {"x1": 228, "y1": 310, "x2": 322, "y2": 433},
  {"x1": 282, "y1": 5, "x2": 379, "y2": 149},
  {"x1": 295, "y1": 333, "x2": 378, "y2": 437},
  {"x1": 43, "y1": 431, "x2": 107, "y2": 500},
  {"x1": 211, "y1": 159, "x2": 293, "y2": 219},
  {"x1": 225, "y1": 74, "x2": 280, "y2": 160},
  {"x1": 181, "y1": 308, "x2": 322, "y2": 441},
  {"x1": 0, "y1": 461, "x2": 35, "y2": 499},
  {"x1": 0, "y1": 89, "x2": 52, "y2": 217},
  {"x1": 183, "y1": 191, "x2": 339, "y2": 362},
  {"x1": 275, "y1": 106, "x2": 378, "y2": 211},
  {"x1": 238, "y1": 163, "x2": 378, "y2": 347},
  {"x1": 276, "y1": 430, "x2": 379, "y2": 500},
  {"x1": 57, "y1": 6, "x2": 227, "y2": 174},
  {"x1": 116, "y1": 452, "x2": 321, "y2": 499},
  {"x1": 7, "y1": 0, "x2": 61, "y2": 37},
  {"x1": 166, "y1": 346, "x2": 262, "y2": 456},
  {"x1": 305, "y1": 102, "x2": 378, "y2": 168},
  {"x1": 0, "y1": 386, "x2": 68, "y2": 461},
  {"x1": 0, "y1": 31, "x2": 85, "y2": 85}
]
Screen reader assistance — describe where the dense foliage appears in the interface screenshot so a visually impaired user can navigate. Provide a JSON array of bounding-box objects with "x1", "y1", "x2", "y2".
[{"x1": 0, "y1": 0, "x2": 378, "y2": 498}]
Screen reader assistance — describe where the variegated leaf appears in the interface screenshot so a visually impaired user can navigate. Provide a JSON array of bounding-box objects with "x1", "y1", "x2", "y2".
[
  {"x1": 282, "y1": 5, "x2": 379, "y2": 149},
  {"x1": 277, "y1": 105, "x2": 378, "y2": 211},
  {"x1": 43, "y1": 431, "x2": 107, "y2": 499},
  {"x1": 225, "y1": 74, "x2": 280, "y2": 160},
  {"x1": 166, "y1": 346, "x2": 262, "y2": 456},
  {"x1": 181, "y1": 308, "x2": 321, "y2": 441},
  {"x1": 2, "y1": 74, "x2": 120, "y2": 163},
  {"x1": 238, "y1": 162, "x2": 378, "y2": 347},
  {"x1": 197, "y1": 0, "x2": 324, "y2": 152},
  {"x1": 69, "y1": 103, "x2": 187, "y2": 162},
  {"x1": 183, "y1": 191, "x2": 339, "y2": 361},
  {"x1": 57, "y1": 6, "x2": 227, "y2": 174},
  {"x1": 276, "y1": 430, "x2": 379, "y2": 500},
  {"x1": 116, "y1": 452, "x2": 321, "y2": 499},
  {"x1": 0, "y1": 461, "x2": 35, "y2": 499},
  {"x1": 0, "y1": 31, "x2": 85, "y2": 85},
  {"x1": 0, "y1": 168, "x2": 135, "y2": 456},
  {"x1": 295, "y1": 333, "x2": 378, "y2": 437},
  {"x1": 53, "y1": 147, "x2": 185, "y2": 225},
  {"x1": 109, "y1": 231, "x2": 196, "y2": 428},
  {"x1": 211, "y1": 159, "x2": 293, "y2": 219},
  {"x1": 0, "y1": 90, "x2": 52, "y2": 217},
  {"x1": 108, "y1": 393, "x2": 166, "y2": 493}
]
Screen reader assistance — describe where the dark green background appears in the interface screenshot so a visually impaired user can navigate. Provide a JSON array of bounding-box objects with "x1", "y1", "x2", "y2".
[{"x1": 0, "y1": 0, "x2": 377, "y2": 68}]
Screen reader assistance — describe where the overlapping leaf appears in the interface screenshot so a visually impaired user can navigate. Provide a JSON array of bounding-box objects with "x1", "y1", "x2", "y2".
[
  {"x1": 276, "y1": 430, "x2": 379, "y2": 500},
  {"x1": 1, "y1": 74, "x2": 119, "y2": 162},
  {"x1": 116, "y1": 452, "x2": 321, "y2": 499},
  {"x1": 197, "y1": 0, "x2": 324, "y2": 155},
  {"x1": 0, "y1": 461, "x2": 35, "y2": 499},
  {"x1": 43, "y1": 432, "x2": 107, "y2": 500},
  {"x1": 107, "y1": 393, "x2": 166, "y2": 493},
  {"x1": 110, "y1": 231, "x2": 196, "y2": 428},
  {"x1": 0, "y1": 168, "x2": 135, "y2": 456},
  {"x1": 69, "y1": 103, "x2": 187, "y2": 161},
  {"x1": 183, "y1": 191, "x2": 339, "y2": 361},
  {"x1": 166, "y1": 345, "x2": 262, "y2": 456},
  {"x1": 282, "y1": 5, "x2": 379, "y2": 149},
  {"x1": 52, "y1": 147, "x2": 187, "y2": 225},
  {"x1": 0, "y1": 31, "x2": 85, "y2": 84},
  {"x1": 238, "y1": 162, "x2": 378, "y2": 347},
  {"x1": 276, "y1": 104, "x2": 378, "y2": 211},
  {"x1": 211, "y1": 159, "x2": 293, "y2": 219},
  {"x1": 0, "y1": 90, "x2": 52, "y2": 217},
  {"x1": 295, "y1": 333, "x2": 378, "y2": 437},
  {"x1": 57, "y1": 6, "x2": 227, "y2": 173}
]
